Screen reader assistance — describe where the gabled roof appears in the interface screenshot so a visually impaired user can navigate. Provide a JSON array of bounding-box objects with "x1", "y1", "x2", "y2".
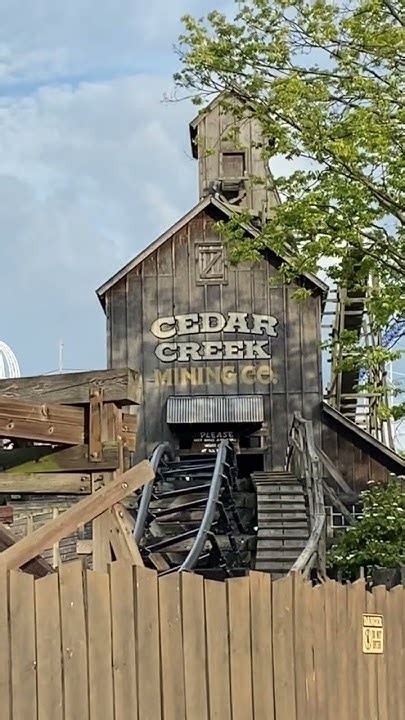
[
  {"x1": 97, "y1": 195, "x2": 214, "y2": 304},
  {"x1": 96, "y1": 195, "x2": 328, "y2": 308},
  {"x1": 189, "y1": 91, "x2": 233, "y2": 132},
  {"x1": 322, "y1": 401, "x2": 405, "y2": 476}
]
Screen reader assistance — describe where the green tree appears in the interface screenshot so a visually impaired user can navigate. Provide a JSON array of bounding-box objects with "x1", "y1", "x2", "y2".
[
  {"x1": 174, "y1": 0, "x2": 405, "y2": 373},
  {"x1": 328, "y1": 481, "x2": 405, "y2": 575}
]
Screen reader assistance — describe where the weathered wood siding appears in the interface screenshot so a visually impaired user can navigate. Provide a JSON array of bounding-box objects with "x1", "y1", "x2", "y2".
[
  {"x1": 195, "y1": 99, "x2": 278, "y2": 215},
  {"x1": 322, "y1": 413, "x2": 391, "y2": 492},
  {"x1": 106, "y1": 206, "x2": 323, "y2": 467}
]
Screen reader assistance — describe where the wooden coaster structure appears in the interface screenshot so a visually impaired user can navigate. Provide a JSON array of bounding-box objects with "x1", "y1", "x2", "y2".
[{"x1": 0, "y1": 368, "x2": 150, "y2": 576}]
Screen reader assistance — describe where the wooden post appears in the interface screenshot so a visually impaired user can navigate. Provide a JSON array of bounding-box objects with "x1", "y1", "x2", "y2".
[{"x1": 91, "y1": 399, "x2": 133, "y2": 571}]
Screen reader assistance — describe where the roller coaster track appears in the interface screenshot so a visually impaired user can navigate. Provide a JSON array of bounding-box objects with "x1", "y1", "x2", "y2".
[
  {"x1": 133, "y1": 440, "x2": 249, "y2": 577},
  {"x1": 132, "y1": 415, "x2": 352, "y2": 579}
]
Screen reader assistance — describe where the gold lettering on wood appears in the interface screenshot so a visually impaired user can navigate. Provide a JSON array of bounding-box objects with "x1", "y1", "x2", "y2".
[{"x1": 153, "y1": 365, "x2": 277, "y2": 387}]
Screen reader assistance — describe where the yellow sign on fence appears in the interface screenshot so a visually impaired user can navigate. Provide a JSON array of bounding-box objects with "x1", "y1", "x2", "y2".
[{"x1": 362, "y1": 613, "x2": 384, "y2": 654}]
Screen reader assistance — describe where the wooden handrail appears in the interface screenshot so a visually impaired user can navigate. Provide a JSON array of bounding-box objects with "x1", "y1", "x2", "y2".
[
  {"x1": 286, "y1": 412, "x2": 326, "y2": 578},
  {"x1": 314, "y1": 444, "x2": 356, "y2": 498}
]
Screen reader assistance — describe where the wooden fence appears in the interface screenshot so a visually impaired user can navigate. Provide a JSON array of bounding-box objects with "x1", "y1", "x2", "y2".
[{"x1": 0, "y1": 563, "x2": 403, "y2": 720}]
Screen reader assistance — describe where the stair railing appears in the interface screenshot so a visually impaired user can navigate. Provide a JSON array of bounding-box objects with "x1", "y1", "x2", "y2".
[{"x1": 286, "y1": 412, "x2": 326, "y2": 578}]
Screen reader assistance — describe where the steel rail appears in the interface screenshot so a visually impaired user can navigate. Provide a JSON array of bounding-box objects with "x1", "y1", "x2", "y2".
[
  {"x1": 179, "y1": 440, "x2": 230, "y2": 572},
  {"x1": 133, "y1": 442, "x2": 174, "y2": 544}
]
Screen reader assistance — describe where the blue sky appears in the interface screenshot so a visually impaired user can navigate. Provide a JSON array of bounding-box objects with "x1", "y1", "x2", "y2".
[
  {"x1": 0, "y1": 0, "x2": 230, "y2": 375},
  {"x1": 0, "y1": 0, "x2": 403, "y2": 449}
]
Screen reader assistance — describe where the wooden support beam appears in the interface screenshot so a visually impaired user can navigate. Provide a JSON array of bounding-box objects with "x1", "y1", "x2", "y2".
[
  {"x1": 0, "y1": 523, "x2": 53, "y2": 578},
  {"x1": 122, "y1": 413, "x2": 137, "y2": 452},
  {"x1": 76, "y1": 539, "x2": 93, "y2": 555},
  {"x1": 0, "y1": 397, "x2": 85, "y2": 445},
  {"x1": 0, "y1": 459, "x2": 153, "y2": 572},
  {"x1": 89, "y1": 385, "x2": 103, "y2": 461},
  {"x1": 148, "y1": 553, "x2": 170, "y2": 572},
  {"x1": 92, "y1": 403, "x2": 125, "y2": 571},
  {"x1": 0, "y1": 367, "x2": 141, "y2": 406},
  {"x1": 0, "y1": 473, "x2": 91, "y2": 494},
  {"x1": 0, "y1": 442, "x2": 120, "y2": 474},
  {"x1": 109, "y1": 504, "x2": 143, "y2": 566}
]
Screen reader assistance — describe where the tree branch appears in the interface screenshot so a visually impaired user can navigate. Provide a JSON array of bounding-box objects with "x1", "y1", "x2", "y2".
[{"x1": 380, "y1": 0, "x2": 405, "y2": 26}]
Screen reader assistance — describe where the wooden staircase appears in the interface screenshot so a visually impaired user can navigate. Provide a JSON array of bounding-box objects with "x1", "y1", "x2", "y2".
[{"x1": 252, "y1": 471, "x2": 309, "y2": 577}]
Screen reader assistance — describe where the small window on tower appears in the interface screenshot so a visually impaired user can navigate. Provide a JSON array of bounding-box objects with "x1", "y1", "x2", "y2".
[{"x1": 222, "y1": 151, "x2": 246, "y2": 178}]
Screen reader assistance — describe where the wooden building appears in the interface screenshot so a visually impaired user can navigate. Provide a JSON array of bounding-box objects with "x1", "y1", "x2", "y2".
[
  {"x1": 97, "y1": 94, "x2": 404, "y2": 493},
  {"x1": 0, "y1": 93, "x2": 402, "y2": 581}
]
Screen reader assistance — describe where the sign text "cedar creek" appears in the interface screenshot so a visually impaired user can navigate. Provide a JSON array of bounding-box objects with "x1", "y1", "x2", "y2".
[{"x1": 151, "y1": 312, "x2": 278, "y2": 363}]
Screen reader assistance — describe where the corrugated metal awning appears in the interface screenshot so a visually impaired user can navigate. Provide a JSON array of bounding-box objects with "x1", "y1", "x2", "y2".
[{"x1": 166, "y1": 395, "x2": 264, "y2": 425}]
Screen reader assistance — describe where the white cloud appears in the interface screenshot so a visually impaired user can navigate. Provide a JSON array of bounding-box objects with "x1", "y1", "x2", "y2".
[
  {"x1": 0, "y1": 74, "x2": 197, "y2": 373},
  {"x1": 0, "y1": 0, "x2": 217, "y2": 86},
  {"x1": 0, "y1": 0, "x2": 233, "y2": 374}
]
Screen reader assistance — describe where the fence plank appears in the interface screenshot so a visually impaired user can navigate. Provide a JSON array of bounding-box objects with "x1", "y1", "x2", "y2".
[
  {"x1": 353, "y1": 581, "x2": 369, "y2": 720},
  {"x1": 386, "y1": 586, "x2": 403, "y2": 720},
  {"x1": 346, "y1": 582, "x2": 362, "y2": 720},
  {"x1": 249, "y1": 571, "x2": 275, "y2": 720},
  {"x1": 135, "y1": 567, "x2": 162, "y2": 720},
  {"x1": 311, "y1": 584, "x2": 327, "y2": 719},
  {"x1": 397, "y1": 581, "x2": 405, "y2": 717},
  {"x1": 35, "y1": 573, "x2": 63, "y2": 720},
  {"x1": 373, "y1": 585, "x2": 389, "y2": 720},
  {"x1": 0, "y1": 569, "x2": 10, "y2": 720},
  {"x1": 59, "y1": 560, "x2": 89, "y2": 720},
  {"x1": 159, "y1": 573, "x2": 186, "y2": 720},
  {"x1": 109, "y1": 561, "x2": 137, "y2": 720},
  {"x1": 227, "y1": 576, "x2": 254, "y2": 720},
  {"x1": 292, "y1": 574, "x2": 305, "y2": 720},
  {"x1": 323, "y1": 580, "x2": 338, "y2": 720},
  {"x1": 9, "y1": 570, "x2": 37, "y2": 720},
  {"x1": 181, "y1": 572, "x2": 209, "y2": 720},
  {"x1": 204, "y1": 578, "x2": 232, "y2": 720},
  {"x1": 365, "y1": 590, "x2": 379, "y2": 720},
  {"x1": 334, "y1": 583, "x2": 350, "y2": 720},
  {"x1": 272, "y1": 575, "x2": 296, "y2": 720},
  {"x1": 293, "y1": 575, "x2": 315, "y2": 719},
  {"x1": 86, "y1": 570, "x2": 114, "y2": 720},
  {"x1": 0, "y1": 566, "x2": 403, "y2": 720}
]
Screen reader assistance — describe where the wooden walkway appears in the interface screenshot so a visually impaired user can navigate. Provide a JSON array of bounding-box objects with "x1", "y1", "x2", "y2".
[{"x1": 253, "y1": 471, "x2": 309, "y2": 576}]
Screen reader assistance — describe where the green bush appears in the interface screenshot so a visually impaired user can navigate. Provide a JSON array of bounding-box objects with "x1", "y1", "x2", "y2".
[{"x1": 328, "y1": 481, "x2": 405, "y2": 576}]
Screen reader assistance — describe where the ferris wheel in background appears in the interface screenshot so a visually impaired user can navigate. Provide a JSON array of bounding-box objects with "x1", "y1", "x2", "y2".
[{"x1": 0, "y1": 341, "x2": 21, "y2": 379}]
